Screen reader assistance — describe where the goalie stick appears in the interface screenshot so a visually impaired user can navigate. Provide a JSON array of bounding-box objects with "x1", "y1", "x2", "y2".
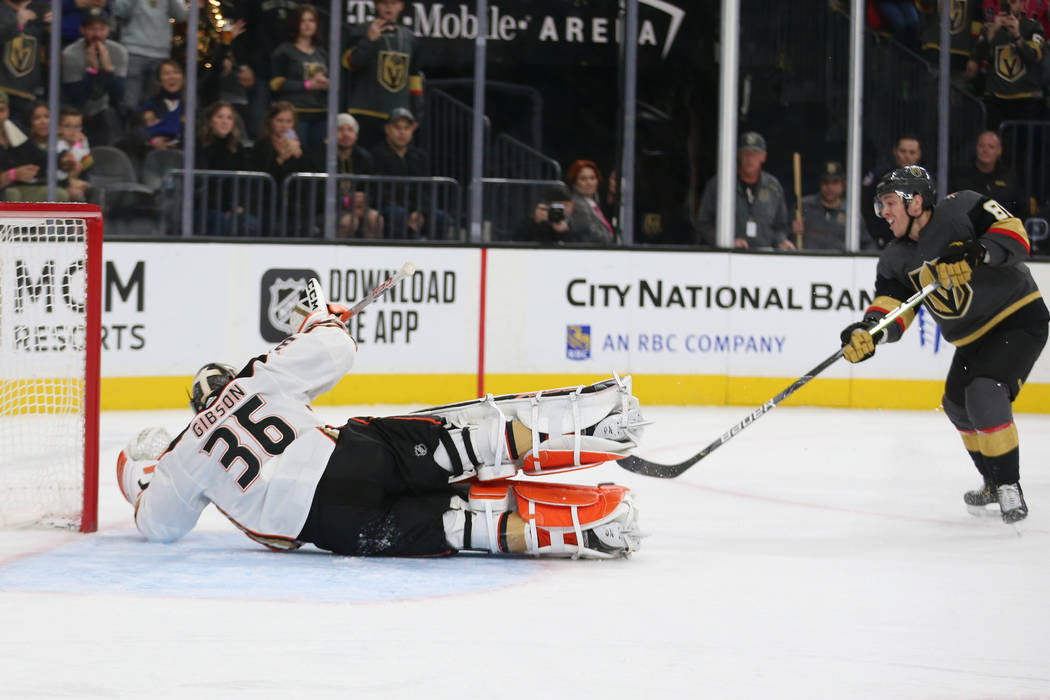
[
  {"x1": 616, "y1": 281, "x2": 942, "y2": 478},
  {"x1": 344, "y1": 261, "x2": 417, "y2": 317}
]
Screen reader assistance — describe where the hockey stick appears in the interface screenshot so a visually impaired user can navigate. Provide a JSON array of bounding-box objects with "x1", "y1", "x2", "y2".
[
  {"x1": 617, "y1": 281, "x2": 942, "y2": 478},
  {"x1": 342, "y1": 262, "x2": 416, "y2": 318}
]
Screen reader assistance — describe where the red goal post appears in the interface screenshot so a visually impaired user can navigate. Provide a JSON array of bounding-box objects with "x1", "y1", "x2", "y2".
[{"x1": 0, "y1": 203, "x2": 102, "y2": 532}]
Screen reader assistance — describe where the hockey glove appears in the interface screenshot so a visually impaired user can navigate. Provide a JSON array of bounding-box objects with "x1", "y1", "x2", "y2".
[
  {"x1": 840, "y1": 321, "x2": 884, "y2": 363},
  {"x1": 935, "y1": 239, "x2": 986, "y2": 289}
]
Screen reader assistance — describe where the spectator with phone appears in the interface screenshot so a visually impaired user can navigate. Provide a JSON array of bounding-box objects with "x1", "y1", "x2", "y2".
[
  {"x1": 248, "y1": 100, "x2": 316, "y2": 185},
  {"x1": 341, "y1": 0, "x2": 423, "y2": 149},
  {"x1": 513, "y1": 184, "x2": 576, "y2": 244},
  {"x1": 271, "y1": 4, "x2": 329, "y2": 156},
  {"x1": 968, "y1": 0, "x2": 1045, "y2": 130}
]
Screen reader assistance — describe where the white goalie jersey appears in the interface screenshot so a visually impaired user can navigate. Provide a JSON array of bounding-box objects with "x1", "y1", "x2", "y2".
[{"x1": 131, "y1": 325, "x2": 356, "y2": 548}]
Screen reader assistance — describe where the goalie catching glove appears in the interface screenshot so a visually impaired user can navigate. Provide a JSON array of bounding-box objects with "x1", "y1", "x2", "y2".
[
  {"x1": 116, "y1": 426, "x2": 172, "y2": 505},
  {"x1": 840, "y1": 320, "x2": 884, "y2": 363},
  {"x1": 935, "y1": 239, "x2": 986, "y2": 289}
]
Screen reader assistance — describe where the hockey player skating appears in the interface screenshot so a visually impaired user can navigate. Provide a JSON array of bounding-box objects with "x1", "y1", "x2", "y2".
[
  {"x1": 116, "y1": 288, "x2": 646, "y2": 558},
  {"x1": 840, "y1": 166, "x2": 1048, "y2": 523}
]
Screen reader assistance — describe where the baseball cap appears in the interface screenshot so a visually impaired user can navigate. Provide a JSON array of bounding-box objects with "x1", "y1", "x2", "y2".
[
  {"x1": 81, "y1": 8, "x2": 109, "y2": 26},
  {"x1": 387, "y1": 107, "x2": 416, "y2": 124},
  {"x1": 820, "y1": 161, "x2": 845, "y2": 181},
  {"x1": 738, "y1": 131, "x2": 766, "y2": 152}
]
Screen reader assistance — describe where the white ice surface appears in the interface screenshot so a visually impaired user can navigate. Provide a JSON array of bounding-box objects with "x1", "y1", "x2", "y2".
[{"x1": 2, "y1": 404, "x2": 1049, "y2": 699}]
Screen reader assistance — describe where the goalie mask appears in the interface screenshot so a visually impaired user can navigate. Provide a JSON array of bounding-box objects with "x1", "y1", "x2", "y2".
[{"x1": 190, "y1": 362, "x2": 237, "y2": 414}]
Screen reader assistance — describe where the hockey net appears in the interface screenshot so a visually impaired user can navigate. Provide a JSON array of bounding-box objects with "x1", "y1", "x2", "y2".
[{"x1": 0, "y1": 203, "x2": 102, "y2": 532}]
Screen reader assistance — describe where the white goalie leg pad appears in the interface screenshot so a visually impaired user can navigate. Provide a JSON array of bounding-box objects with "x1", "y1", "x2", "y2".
[
  {"x1": 455, "y1": 481, "x2": 644, "y2": 559},
  {"x1": 424, "y1": 376, "x2": 648, "y2": 478}
]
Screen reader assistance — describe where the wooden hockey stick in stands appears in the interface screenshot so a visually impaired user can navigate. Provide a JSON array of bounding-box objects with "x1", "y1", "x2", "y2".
[
  {"x1": 616, "y1": 281, "x2": 941, "y2": 478},
  {"x1": 793, "y1": 152, "x2": 803, "y2": 249}
]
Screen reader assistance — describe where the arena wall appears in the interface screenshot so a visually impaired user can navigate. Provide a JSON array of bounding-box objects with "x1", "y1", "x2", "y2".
[{"x1": 95, "y1": 242, "x2": 1050, "y2": 412}]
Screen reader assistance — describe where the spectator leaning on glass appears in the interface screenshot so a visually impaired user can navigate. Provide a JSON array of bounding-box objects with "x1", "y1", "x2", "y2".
[
  {"x1": 60, "y1": 8, "x2": 127, "y2": 146},
  {"x1": 0, "y1": 0, "x2": 51, "y2": 127},
  {"x1": 566, "y1": 160, "x2": 616, "y2": 245},
  {"x1": 112, "y1": 0, "x2": 187, "y2": 116},
  {"x1": 694, "y1": 131, "x2": 794, "y2": 250},
  {"x1": 792, "y1": 160, "x2": 869, "y2": 251},
  {"x1": 968, "y1": 0, "x2": 1045, "y2": 130},
  {"x1": 341, "y1": 0, "x2": 423, "y2": 150},
  {"x1": 513, "y1": 183, "x2": 575, "y2": 245}
]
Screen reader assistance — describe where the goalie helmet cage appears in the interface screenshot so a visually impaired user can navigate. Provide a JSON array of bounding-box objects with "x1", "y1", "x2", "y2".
[{"x1": 0, "y1": 203, "x2": 102, "y2": 533}]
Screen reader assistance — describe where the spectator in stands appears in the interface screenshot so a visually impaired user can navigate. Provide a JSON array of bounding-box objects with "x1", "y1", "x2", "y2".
[
  {"x1": 61, "y1": 8, "x2": 127, "y2": 146},
  {"x1": 920, "y1": 0, "x2": 982, "y2": 72},
  {"x1": 56, "y1": 105, "x2": 94, "y2": 181},
  {"x1": 0, "y1": 0, "x2": 51, "y2": 127},
  {"x1": 271, "y1": 4, "x2": 329, "y2": 156},
  {"x1": 342, "y1": 0, "x2": 423, "y2": 149},
  {"x1": 137, "y1": 59, "x2": 185, "y2": 148},
  {"x1": 791, "y1": 160, "x2": 870, "y2": 251},
  {"x1": 61, "y1": 0, "x2": 108, "y2": 46},
  {"x1": 694, "y1": 131, "x2": 794, "y2": 250},
  {"x1": 197, "y1": 100, "x2": 258, "y2": 235},
  {"x1": 513, "y1": 183, "x2": 575, "y2": 245},
  {"x1": 876, "y1": 0, "x2": 923, "y2": 51},
  {"x1": 952, "y1": 130, "x2": 1026, "y2": 214},
  {"x1": 566, "y1": 160, "x2": 616, "y2": 245},
  {"x1": 193, "y1": 0, "x2": 247, "y2": 112},
  {"x1": 862, "y1": 133, "x2": 930, "y2": 247},
  {"x1": 370, "y1": 107, "x2": 449, "y2": 239},
  {"x1": 113, "y1": 0, "x2": 187, "y2": 117},
  {"x1": 22, "y1": 102, "x2": 88, "y2": 201},
  {"x1": 248, "y1": 100, "x2": 315, "y2": 184},
  {"x1": 335, "y1": 112, "x2": 381, "y2": 238},
  {"x1": 968, "y1": 0, "x2": 1045, "y2": 129}
]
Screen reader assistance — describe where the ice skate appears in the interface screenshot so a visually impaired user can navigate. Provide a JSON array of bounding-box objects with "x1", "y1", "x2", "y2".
[
  {"x1": 963, "y1": 480, "x2": 999, "y2": 519},
  {"x1": 997, "y1": 483, "x2": 1028, "y2": 524}
]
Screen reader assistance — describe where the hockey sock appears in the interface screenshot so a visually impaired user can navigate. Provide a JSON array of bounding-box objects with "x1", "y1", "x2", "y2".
[{"x1": 964, "y1": 378, "x2": 1020, "y2": 486}]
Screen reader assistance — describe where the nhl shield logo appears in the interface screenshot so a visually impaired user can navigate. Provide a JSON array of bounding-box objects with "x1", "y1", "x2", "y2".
[
  {"x1": 414, "y1": 443, "x2": 428, "y2": 457},
  {"x1": 378, "y1": 50, "x2": 409, "y2": 92},
  {"x1": 259, "y1": 268, "x2": 322, "y2": 342},
  {"x1": 566, "y1": 325, "x2": 591, "y2": 361}
]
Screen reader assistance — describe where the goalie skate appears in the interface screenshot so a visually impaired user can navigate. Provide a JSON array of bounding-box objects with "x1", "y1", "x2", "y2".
[
  {"x1": 461, "y1": 481, "x2": 645, "y2": 559},
  {"x1": 420, "y1": 376, "x2": 647, "y2": 482}
]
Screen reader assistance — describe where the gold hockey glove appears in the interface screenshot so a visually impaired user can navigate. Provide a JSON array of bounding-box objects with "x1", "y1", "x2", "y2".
[
  {"x1": 935, "y1": 239, "x2": 985, "y2": 289},
  {"x1": 840, "y1": 321, "x2": 883, "y2": 363}
]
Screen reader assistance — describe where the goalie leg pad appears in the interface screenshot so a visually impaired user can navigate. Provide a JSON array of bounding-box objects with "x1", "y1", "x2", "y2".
[
  {"x1": 424, "y1": 376, "x2": 647, "y2": 479},
  {"x1": 459, "y1": 481, "x2": 644, "y2": 559}
]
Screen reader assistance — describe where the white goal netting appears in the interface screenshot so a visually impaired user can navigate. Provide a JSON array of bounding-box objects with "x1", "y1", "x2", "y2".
[{"x1": 0, "y1": 216, "x2": 93, "y2": 529}]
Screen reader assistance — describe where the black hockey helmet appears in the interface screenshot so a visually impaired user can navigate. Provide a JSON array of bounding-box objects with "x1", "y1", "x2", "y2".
[
  {"x1": 874, "y1": 166, "x2": 935, "y2": 219},
  {"x1": 190, "y1": 362, "x2": 237, "y2": 413}
]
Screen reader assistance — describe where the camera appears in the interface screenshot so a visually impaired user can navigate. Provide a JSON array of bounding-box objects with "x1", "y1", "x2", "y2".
[{"x1": 547, "y1": 203, "x2": 566, "y2": 224}]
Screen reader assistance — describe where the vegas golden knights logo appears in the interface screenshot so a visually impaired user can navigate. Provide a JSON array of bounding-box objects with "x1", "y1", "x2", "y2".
[
  {"x1": 994, "y1": 44, "x2": 1026, "y2": 83},
  {"x1": 378, "y1": 51, "x2": 409, "y2": 93},
  {"x1": 5, "y1": 35, "x2": 37, "y2": 79},
  {"x1": 909, "y1": 263, "x2": 972, "y2": 319}
]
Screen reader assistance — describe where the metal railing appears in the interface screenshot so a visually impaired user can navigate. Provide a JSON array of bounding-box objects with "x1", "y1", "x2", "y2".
[
  {"x1": 419, "y1": 89, "x2": 491, "y2": 185},
  {"x1": 999, "y1": 121, "x2": 1050, "y2": 217},
  {"x1": 479, "y1": 178, "x2": 565, "y2": 242},
  {"x1": 281, "y1": 173, "x2": 464, "y2": 240},
  {"x1": 486, "y1": 134, "x2": 562, "y2": 181},
  {"x1": 161, "y1": 170, "x2": 277, "y2": 237}
]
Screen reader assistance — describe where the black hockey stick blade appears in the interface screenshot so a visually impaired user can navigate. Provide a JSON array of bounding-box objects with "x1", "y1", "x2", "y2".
[{"x1": 616, "y1": 281, "x2": 941, "y2": 479}]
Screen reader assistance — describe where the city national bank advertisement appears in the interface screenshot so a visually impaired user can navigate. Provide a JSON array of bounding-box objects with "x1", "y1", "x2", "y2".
[{"x1": 94, "y1": 243, "x2": 1049, "y2": 411}]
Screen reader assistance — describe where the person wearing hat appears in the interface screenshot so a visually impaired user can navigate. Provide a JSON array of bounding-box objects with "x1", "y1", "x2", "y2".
[
  {"x1": 694, "y1": 131, "x2": 794, "y2": 250},
  {"x1": 341, "y1": 0, "x2": 423, "y2": 150},
  {"x1": 0, "y1": 0, "x2": 51, "y2": 128},
  {"x1": 60, "y1": 7, "x2": 128, "y2": 146},
  {"x1": 792, "y1": 160, "x2": 871, "y2": 251},
  {"x1": 335, "y1": 112, "x2": 382, "y2": 239}
]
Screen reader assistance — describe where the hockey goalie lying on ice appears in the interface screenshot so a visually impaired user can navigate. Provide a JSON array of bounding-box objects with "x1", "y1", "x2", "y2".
[{"x1": 116, "y1": 294, "x2": 647, "y2": 559}]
